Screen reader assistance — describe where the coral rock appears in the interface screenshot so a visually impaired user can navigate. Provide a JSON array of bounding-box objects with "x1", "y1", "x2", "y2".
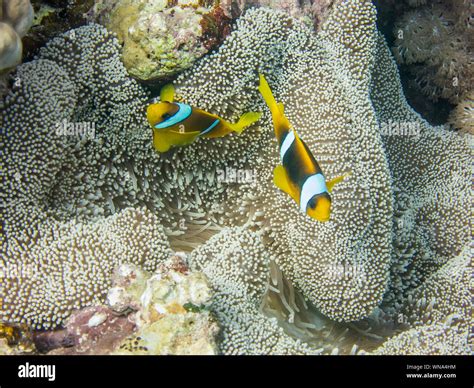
[
  {"x1": 0, "y1": 0, "x2": 34, "y2": 71},
  {"x1": 115, "y1": 313, "x2": 218, "y2": 355},
  {"x1": 0, "y1": 21, "x2": 22, "y2": 70},
  {"x1": 110, "y1": 256, "x2": 219, "y2": 355},
  {"x1": 2, "y1": 0, "x2": 33, "y2": 37},
  {"x1": 88, "y1": 0, "x2": 214, "y2": 81},
  {"x1": 39, "y1": 306, "x2": 136, "y2": 355},
  {"x1": 0, "y1": 321, "x2": 35, "y2": 354}
]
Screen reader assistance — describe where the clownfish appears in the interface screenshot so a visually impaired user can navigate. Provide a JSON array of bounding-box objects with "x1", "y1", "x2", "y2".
[
  {"x1": 258, "y1": 74, "x2": 350, "y2": 222},
  {"x1": 147, "y1": 84, "x2": 262, "y2": 152}
]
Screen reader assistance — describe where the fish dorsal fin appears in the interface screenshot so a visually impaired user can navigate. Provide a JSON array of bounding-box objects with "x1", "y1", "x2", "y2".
[
  {"x1": 160, "y1": 83, "x2": 175, "y2": 103},
  {"x1": 277, "y1": 102, "x2": 285, "y2": 115},
  {"x1": 326, "y1": 172, "x2": 352, "y2": 192},
  {"x1": 288, "y1": 123, "x2": 300, "y2": 143}
]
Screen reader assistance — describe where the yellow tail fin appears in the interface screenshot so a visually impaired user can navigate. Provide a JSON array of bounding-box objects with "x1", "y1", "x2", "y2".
[{"x1": 230, "y1": 112, "x2": 262, "y2": 134}]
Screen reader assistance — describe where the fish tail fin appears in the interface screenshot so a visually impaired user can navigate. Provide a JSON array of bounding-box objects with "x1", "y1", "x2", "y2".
[
  {"x1": 230, "y1": 111, "x2": 262, "y2": 134},
  {"x1": 258, "y1": 74, "x2": 279, "y2": 114}
]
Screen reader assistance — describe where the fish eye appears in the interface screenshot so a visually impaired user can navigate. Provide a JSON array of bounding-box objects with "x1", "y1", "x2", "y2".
[
  {"x1": 309, "y1": 193, "x2": 331, "y2": 211},
  {"x1": 162, "y1": 113, "x2": 171, "y2": 120},
  {"x1": 308, "y1": 196, "x2": 318, "y2": 210}
]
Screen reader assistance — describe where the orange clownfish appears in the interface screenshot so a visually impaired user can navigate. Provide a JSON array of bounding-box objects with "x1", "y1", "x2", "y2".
[
  {"x1": 258, "y1": 74, "x2": 350, "y2": 222},
  {"x1": 147, "y1": 84, "x2": 262, "y2": 153}
]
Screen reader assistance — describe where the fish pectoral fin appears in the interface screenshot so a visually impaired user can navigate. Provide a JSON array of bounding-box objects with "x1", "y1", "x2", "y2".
[
  {"x1": 327, "y1": 172, "x2": 352, "y2": 192},
  {"x1": 160, "y1": 83, "x2": 175, "y2": 103},
  {"x1": 153, "y1": 130, "x2": 172, "y2": 153},
  {"x1": 273, "y1": 165, "x2": 295, "y2": 198},
  {"x1": 152, "y1": 129, "x2": 200, "y2": 153},
  {"x1": 230, "y1": 112, "x2": 262, "y2": 134}
]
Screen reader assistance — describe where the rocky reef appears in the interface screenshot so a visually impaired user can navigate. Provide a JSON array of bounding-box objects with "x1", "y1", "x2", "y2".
[
  {"x1": 0, "y1": 0, "x2": 471, "y2": 355},
  {"x1": 86, "y1": 0, "x2": 219, "y2": 81}
]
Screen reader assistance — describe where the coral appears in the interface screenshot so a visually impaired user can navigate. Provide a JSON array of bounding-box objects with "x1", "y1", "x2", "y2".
[
  {"x1": 107, "y1": 256, "x2": 212, "y2": 323},
  {"x1": 21, "y1": 0, "x2": 94, "y2": 62},
  {"x1": 0, "y1": 338, "x2": 33, "y2": 354},
  {"x1": 0, "y1": 321, "x2": 35, "y2": 354},
  {"x1": 86, "y1": 0, "x2": 342, "y2": 81},
  {"x1": 448, "y1": 91, "x2": 474, "y2": 135},
  {"x1": 115, "y1": 314, "x2": 218, "y2": 355},
  {"x1": 199, "y1": 6, "x2": 233, "y2": 50},
  {"x1": 219, "y1": 0, "x2": 339, "y2": 30},
  {"x1": 2, "y1": 0, "x2": 34, "y2": 37},
  {"x1": 33, "y1": 255, "x2": 218, "y2": 355},
  {"x1": 391, "y1": 0, "x2": 473, "y2": 103},
  {"x1": 0, "y1": 0, "x2": 33, "y2": 71}
]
